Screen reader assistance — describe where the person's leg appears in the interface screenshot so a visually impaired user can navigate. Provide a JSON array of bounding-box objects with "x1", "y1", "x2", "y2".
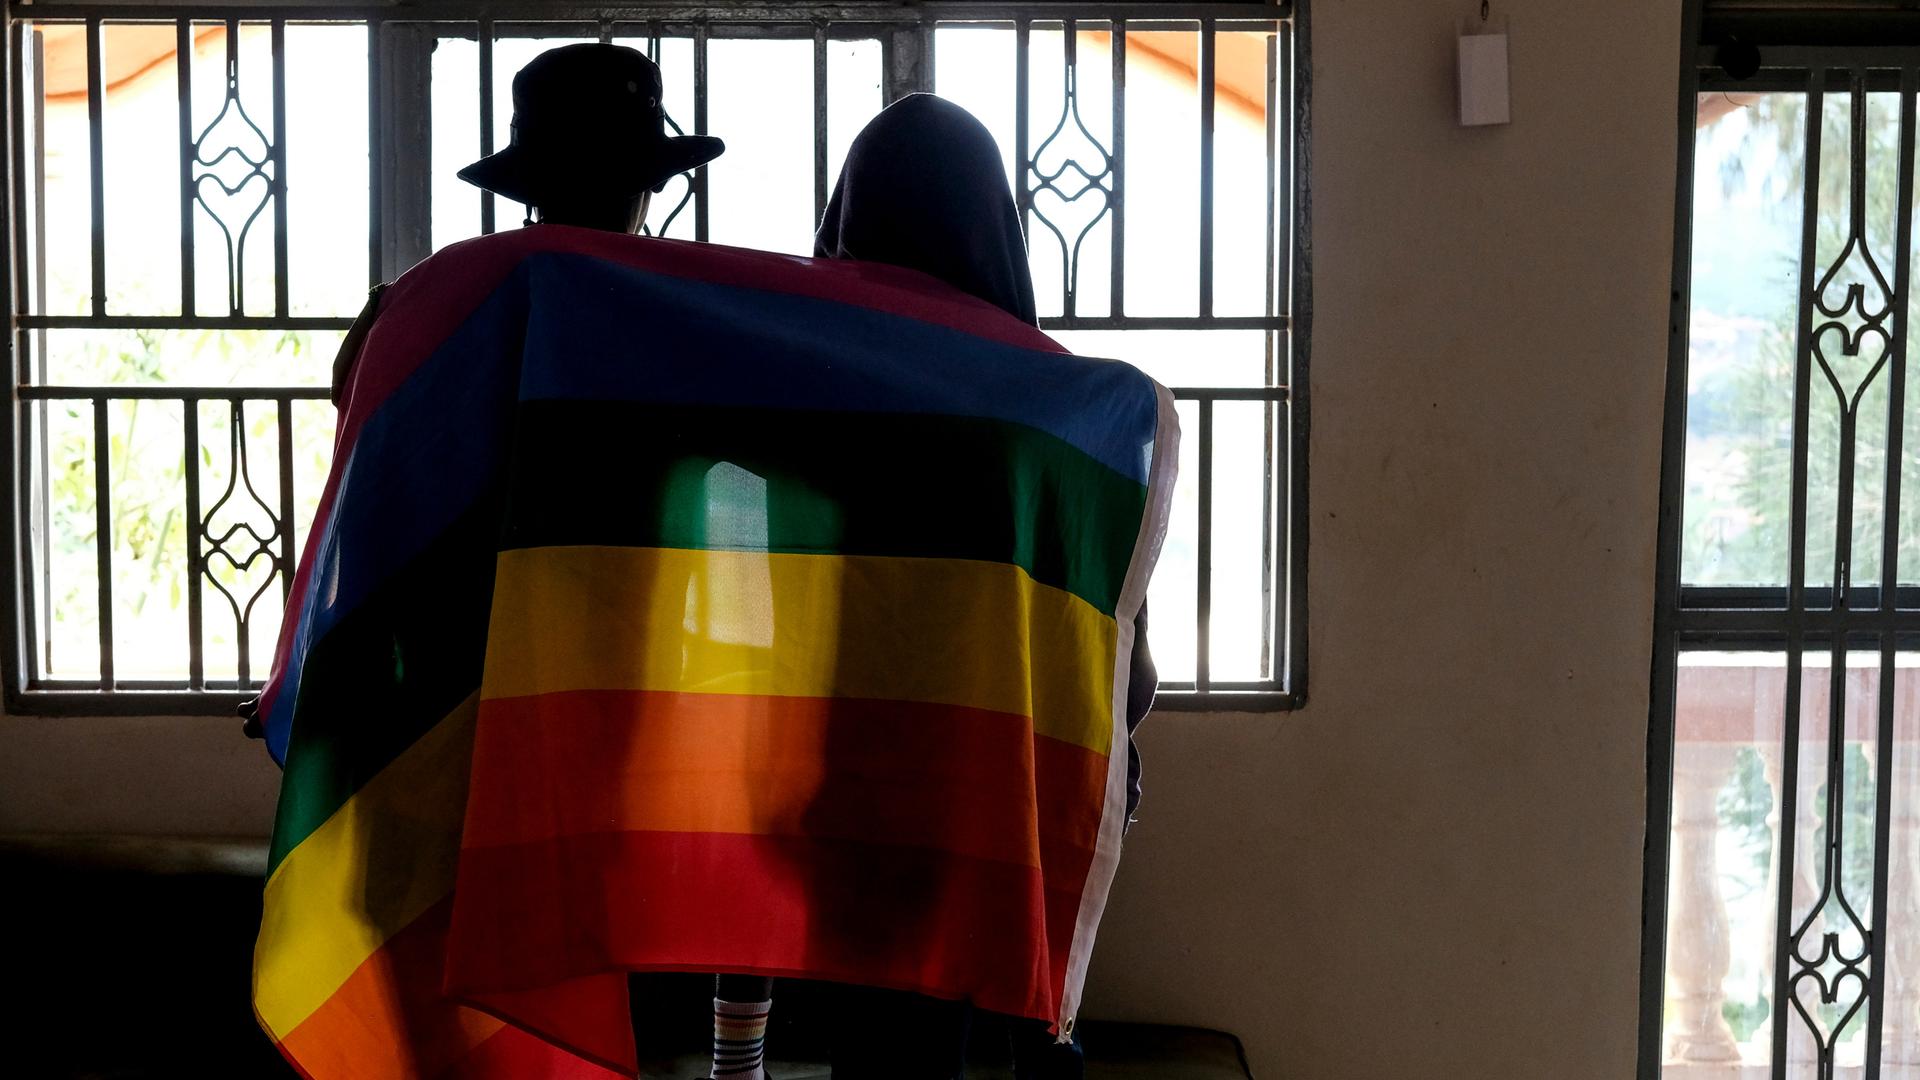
[
  {"x1": 1008, "y1": 1017, "x2": 1084, "y2": 1080},
  {"x1": 825, "y1": 984, "x2": 971, "y2": 1080},
  {"x1": 712, "y1": 975, "x2": 775, "y2": 1079}
]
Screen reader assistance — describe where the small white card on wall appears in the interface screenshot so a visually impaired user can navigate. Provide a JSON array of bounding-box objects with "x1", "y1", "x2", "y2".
[{"x1": 1458, "y1": 31, "x2": 1511, "y2": 126}]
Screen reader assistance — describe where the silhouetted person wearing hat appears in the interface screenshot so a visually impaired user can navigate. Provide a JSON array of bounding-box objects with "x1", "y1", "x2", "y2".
[
  {"x1": 323, "y1": 42, "x2": 725, "y2": 405},
  {"x1": 464, "y1": 42, "x2": 765, "y2": 1080},
  {"x1": 304, "y1": 39, "x2": 761, "y2": 1080},
  {"x1": 457, "y1": 41, "x2": 723, "y2": 231}
]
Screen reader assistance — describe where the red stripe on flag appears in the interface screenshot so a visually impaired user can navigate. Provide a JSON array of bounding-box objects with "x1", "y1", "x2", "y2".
[
  {"x1": 440, "y1": 1024, "x2": 630, "y2": 1080},
  {"x1": 445, "y1": 830, "x2": 1082, "y2": 1038}
]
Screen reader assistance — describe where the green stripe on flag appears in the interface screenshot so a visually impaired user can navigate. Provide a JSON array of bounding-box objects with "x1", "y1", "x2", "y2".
[{"x1": 504, "y1": 401, "x2": 1149, "y2": 616}]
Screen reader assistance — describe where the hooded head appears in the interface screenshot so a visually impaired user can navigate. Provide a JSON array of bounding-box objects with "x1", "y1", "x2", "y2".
[{"x1": 815, "y1": 94, "x2": 1037, "y2": 325}]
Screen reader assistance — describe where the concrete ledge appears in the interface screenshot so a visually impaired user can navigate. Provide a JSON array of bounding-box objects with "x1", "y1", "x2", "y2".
[{"x1": 0, "y1": 832, "x2": 268, "y2": 876}]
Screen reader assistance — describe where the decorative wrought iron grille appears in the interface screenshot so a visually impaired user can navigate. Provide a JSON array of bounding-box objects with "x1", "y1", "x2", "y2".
[
  {"x1": 0, "y1": 0, "x2": 1308, "y2": 716},
  {"x1": 1647, "y1": 4, "x2": 1920, "y2": 1077}
]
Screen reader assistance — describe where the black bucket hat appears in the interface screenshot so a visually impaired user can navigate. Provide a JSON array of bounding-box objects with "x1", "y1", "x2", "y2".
[{"x1": 457, "y1": 42, "x2": 724, "y2": 206}]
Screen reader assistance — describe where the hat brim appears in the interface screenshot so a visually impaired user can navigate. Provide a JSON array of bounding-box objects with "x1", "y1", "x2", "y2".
[{"x1": 456, "y1": 134, "x2": 725, "y2": 206}]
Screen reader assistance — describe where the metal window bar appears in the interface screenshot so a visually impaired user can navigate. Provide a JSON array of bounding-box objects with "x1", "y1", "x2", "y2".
[
  {"x1": 2, "y1": 1, "x2": 1306, "y2": 717},
  {"x1": 1, "y1": 25, "x2": 14, "y2": 704},
  {"x1": 1771, "y1": 64, "x2": 1825, "y2": 1078},
  {"x1": 7, "y1": 22, "x2": 37, "y2": 702},
  {"x1": 176, "y1": 21, "x2": 193, "y2": 316},
  {"x1": 85, "y1": 18, "x2": 104, "y2": 317},
  {"x1": 693, "y1": 20, "x2": 709, "y2": 242},
  {"x1": 918, "y1": 18, "x2": 936, "y2": 97},
  {"x1": 89, "y1": 396, "x2": 111, "y2": 685},
  {"x1": 638, "y1": 20, "x2": 696, "y2": 238},
  {"x1": 1015, "y1": 16, "x2": 1031, "y2": 236},
  {"x1": 368, "y1": 17, "x2": 383, "y2": 282},
  {"x1": 1197, "y1": 15, "x2": 1213, "y2": 318},
  {"x1": 10, "y1": 23, "x2": 27, "y2": 320},
  {"x1": 182, "y1": 401, "x2": 203, "y2": 690},
  {"x1": 271, "y1": 19, "x2": 288, "y2": 317},
  {"x1": 1194, "y1": 395, "x2": 1212, "y2": 690},
  {"x1": 30, "y1": 28, "x2": 49, "y2": 683},
  {"x1": 1109, "y1": 19, "x2": 1124, "y2": 317},
  {"x1": 478, "y1": 16, "x2": 495, "y2": 234},
  {"x1": 1260, "y1": 28, "x2": 1277, "y2": 676},
  {"x1": 275, "y1": 396, "x2": 295, "y2": 604},
  {"x1": 813, "y1": 21, "x2": 828, "y2": 222},
  {"x1": 17, "y1": 315, "x2": 352, "y2": 329},
  {"x1": 1864, "y1": 67, "x2": 1918, "y2": 1077}
]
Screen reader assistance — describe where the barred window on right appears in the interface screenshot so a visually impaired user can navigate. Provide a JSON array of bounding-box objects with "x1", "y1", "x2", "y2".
[{"x1": 1648, "y1": 5, "x2": 1920, "y2": 1076}]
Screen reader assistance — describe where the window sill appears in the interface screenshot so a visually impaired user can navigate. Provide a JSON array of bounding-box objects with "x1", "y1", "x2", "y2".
[
  {"x1": 5, "y1": 687, "x2": 1302, "y2": 717},
  {"x1": 5, "y1": 688, "x2": 254, "y2": 718}
]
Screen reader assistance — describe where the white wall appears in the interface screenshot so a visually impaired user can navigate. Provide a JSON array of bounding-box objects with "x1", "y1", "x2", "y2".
[{"x1": 0, "y1": 0, "x2": 1681, "y2": 1076}]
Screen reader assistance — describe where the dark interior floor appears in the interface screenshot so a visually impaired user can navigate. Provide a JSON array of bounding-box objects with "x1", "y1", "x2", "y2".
[{"x1": 1, "y1": 836, "x2": 1251, "y2": 1079}]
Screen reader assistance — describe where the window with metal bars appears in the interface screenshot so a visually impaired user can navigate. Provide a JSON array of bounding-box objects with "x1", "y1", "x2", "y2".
[
  {"x1": 0, "y1": 0, "x2": 1308, "y2": 716},
  {"x1": 1646, "y1": 3, "x2": 1920, "y2": 1078}
]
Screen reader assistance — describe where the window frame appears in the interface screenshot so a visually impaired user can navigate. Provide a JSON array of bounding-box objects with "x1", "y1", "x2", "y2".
[{"x1": 0, "y1": 0, "x2": 1310, "y2": 716}]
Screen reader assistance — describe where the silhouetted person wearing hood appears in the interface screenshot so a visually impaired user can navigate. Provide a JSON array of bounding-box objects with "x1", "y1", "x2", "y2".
[
  {"x1": 816, "y1": 94, "x2": 1037, "y2": 325},
  {"x1": 811, "y1": 91, "x2": 1157, "y2": 1080}
]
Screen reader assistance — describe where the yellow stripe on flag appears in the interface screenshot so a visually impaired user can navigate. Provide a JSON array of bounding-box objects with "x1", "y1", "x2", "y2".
[
  {"x1": 253, "y1": 693, "x2": 479, "y2": 1038},
  {"x1": 481, "y1": 546, "x2": 1118, "y2": 754}
]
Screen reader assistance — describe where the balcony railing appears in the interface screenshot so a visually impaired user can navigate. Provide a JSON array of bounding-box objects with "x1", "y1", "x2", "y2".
[{"x1": 1665, "y1": 658, "x2": 1920, "y2": 1077}]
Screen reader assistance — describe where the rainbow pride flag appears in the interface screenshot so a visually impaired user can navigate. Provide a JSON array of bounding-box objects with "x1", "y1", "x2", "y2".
[{"x1": 251, "y1": 225, "x2": 1177, "y2": 1078}]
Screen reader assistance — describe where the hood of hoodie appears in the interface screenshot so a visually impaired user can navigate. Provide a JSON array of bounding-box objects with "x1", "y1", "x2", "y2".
[{"x1": 815, "y1": 93, "x2": 1037, "y2": 325}]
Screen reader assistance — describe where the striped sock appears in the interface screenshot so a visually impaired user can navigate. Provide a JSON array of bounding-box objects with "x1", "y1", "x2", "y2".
[{"x1": 711, "y1": 997, "x2": 770, "y2": 1079}]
